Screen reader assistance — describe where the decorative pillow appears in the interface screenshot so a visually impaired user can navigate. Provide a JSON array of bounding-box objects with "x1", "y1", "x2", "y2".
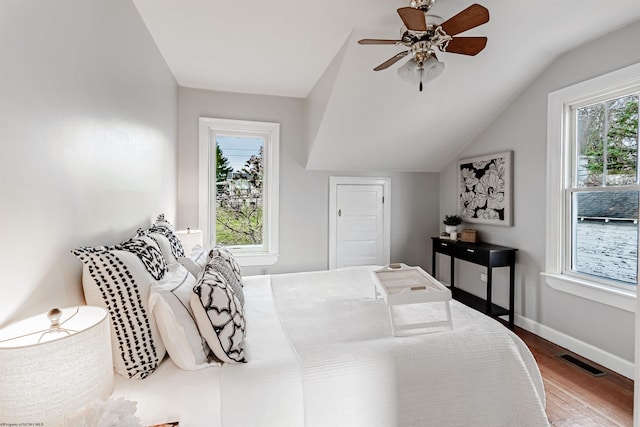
[
  {"x1": 149, "y1": 263, "x2": 217, "y2": 370},
  {"x1": 209, "y1": 255, "x2": 245, "y2": 306},
  {"x1": 208, "y1": 246, "x2": 242, "y2": 279},
  {"x1": 209, "y1": 244, "x2": 242, "y2": 280},
  {"x1": 151, "y1": 214, "x2": 185, "y2": 259},
  {"x1": 147, "y1": 230, "x2": 178, "y2": 265},
  {"x1": 72, "y1": 246, "x2": 166, "y2": 379},
  {"x1": 154, "y1": 213, "x2": 174, "y2": 230},
  {"x1": 190, "y1": 265, "x2": 246, "y2": 364},
  {"x1": 118, "y1": 234, "x2": 167, "y2": 280}
]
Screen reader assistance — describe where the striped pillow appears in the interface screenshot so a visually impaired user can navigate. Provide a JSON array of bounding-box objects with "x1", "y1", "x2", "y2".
[{"x1": 208, "y1": 245, "x2": 243, "y2": 305}]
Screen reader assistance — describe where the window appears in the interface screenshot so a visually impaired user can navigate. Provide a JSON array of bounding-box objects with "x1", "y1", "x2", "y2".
[
  {"x1": 545, "y1": 63, "x2": 640, "y2": 312},
  {"x1": 571, "y1": 95, "x2": 639, "y2": 285},
  {"x1": 199, "y1": 118, "x2": 279, "y2": 266}
]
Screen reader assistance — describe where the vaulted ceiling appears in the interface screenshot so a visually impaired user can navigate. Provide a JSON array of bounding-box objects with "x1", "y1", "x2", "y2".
[{"x1": 133, "y1": 0, "x2": 640, "y2": 172}]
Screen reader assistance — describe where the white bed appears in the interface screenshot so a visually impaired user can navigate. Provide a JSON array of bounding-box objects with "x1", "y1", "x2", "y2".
[{"x1": 112, "y1": 266, "x2": 549, "y2": 427}]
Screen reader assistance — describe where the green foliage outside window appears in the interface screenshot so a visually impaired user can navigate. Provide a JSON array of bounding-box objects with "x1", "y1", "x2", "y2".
[
  {"x1": 216, "y1": 144, "x2": 233, "y2": 194},
  {"x1": 577, "y1": 95, "x2": 638, "y2": 185},
  {"x1": 215, "y1": 145, "x2": 264, "y2": 246}
]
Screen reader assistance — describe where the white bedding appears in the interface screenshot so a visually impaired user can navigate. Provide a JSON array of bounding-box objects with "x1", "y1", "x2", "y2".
[
  {"x1": 113, "y1": 274, "x2": 301, "y2": 427},
  {"x1": 112, "y1": 354, "x2": 221, "y2": 426},
  {"x1": 113, "y1": 266, "x2": 549, "y2": 427}
]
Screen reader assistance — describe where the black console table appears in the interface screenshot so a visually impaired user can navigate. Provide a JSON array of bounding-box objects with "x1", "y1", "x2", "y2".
[{"x1": 431, "y1": 237, "x2": 517, "y2": 328}]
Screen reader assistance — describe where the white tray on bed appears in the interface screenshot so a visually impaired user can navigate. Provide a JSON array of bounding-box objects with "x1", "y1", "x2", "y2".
[{"x1": 372, "y1": 263, "x2": 453, "y2": 336}]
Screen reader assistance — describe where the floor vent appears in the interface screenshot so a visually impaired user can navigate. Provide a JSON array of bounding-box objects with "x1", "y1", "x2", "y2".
[{"x1": 558, "y1": 353, "x2": 606, "y2": 377}]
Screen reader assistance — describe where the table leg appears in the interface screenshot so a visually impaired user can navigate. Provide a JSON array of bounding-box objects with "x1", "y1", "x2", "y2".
[
  {"x1": 486, "y1": 267, "x2": 493, "y2": 316},
  {"x1": 509, "y1": 264, "x2": 515, "y2": 329},
  {"x1": 432, "y1": 248, "x2": 436, "y2": 278},
  {"x1": 450, "y1": 256, "x2": 455, "y2": 290}
]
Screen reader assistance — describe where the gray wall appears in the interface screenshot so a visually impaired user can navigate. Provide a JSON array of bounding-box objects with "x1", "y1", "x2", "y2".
[
  {"x1": 178, "y1": 87, "x2": 440, "y2": 276},
  {"x1": 0, "y1": 0, "x2": 178, "y2": 326},
  {"x1": 439, "y1": 21, "x2": 640, "y2": 364}
]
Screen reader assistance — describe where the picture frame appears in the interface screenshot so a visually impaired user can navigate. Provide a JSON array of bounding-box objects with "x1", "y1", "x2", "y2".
[{"x1": 457, "y1": 150, "x2": 513, "y2": 226}]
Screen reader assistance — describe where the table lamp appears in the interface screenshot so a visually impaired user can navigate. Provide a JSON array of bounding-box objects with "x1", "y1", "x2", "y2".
[
  {"x1": 176, "y1": 227, "x2": 204, "y2": 254},
  {"x1": 0, "y1": 306, "x2": 114, "y2": 426}
]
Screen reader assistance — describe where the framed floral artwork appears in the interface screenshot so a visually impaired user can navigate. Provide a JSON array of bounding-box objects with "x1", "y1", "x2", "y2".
[{"x1": 458, "y1": 151, "x2": 513, "y2": 226}]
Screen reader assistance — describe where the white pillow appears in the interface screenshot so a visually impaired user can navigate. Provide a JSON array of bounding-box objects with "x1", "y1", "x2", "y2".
[
  {"x1": 150, "y1": 264, "x2": 217, "y2": 370},
  {"x1": 191, "y1": 266, "x2": 246, "y2": 364},
  {"x1": 178, "y1": 244, "x2": 207, "y2": 278}
]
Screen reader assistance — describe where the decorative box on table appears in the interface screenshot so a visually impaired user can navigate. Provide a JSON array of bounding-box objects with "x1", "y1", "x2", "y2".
[
  {"x1": 460, "y1": 229, "x2": 479, "y2": 243},
  {"x1": 372, "y1": 263, "x2": 452, "y2": 336}
]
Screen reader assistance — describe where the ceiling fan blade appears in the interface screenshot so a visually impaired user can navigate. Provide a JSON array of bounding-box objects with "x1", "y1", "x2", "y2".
[
  {"x1": 397, "y1": 7, "x2": 427, "y2": 32},
  {"x1": 373, "y1": 51, "x2": 409, "y2": 71},
  {"x1": 358, "y1": 39, "x2": 401, "y2": 45},
  {"x1": 443, "y1": 36, "x2": 487, "y2": 56},
  {"x1": 440, "y1": 4, "x2": 489, "y2": 36}
]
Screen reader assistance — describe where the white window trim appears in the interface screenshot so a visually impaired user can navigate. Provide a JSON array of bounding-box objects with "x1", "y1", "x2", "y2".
[
  {"x1": 545, "y1": 62, "x2": 640, "y2": 313},
  {"x1": 198, "y1": 117, "x2": 279, "y2": 266}
]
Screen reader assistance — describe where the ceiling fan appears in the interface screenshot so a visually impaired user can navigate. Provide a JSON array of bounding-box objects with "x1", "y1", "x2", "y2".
[{"x1": 358, "y1": 1, "x2": 489, "y2": 91}]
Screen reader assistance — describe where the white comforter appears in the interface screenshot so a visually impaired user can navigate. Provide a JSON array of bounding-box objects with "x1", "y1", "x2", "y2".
[{"x1": 115, "y1": 266, "x2": 549, "y2": 426}]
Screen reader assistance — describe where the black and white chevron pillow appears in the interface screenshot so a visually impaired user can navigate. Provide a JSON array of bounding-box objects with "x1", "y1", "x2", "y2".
[
  {"x1": 144, "y1": 228, "x2": 178, "y2": 265},
  {"x1": 118, "y1": 235, "x2": 167, "y2": 280},
  {"x1": 190, "y1": 265, "x2": 246, "y2": 364},
  {"x1": 72, "y1": 246, "x2": 166, "y2": 379},
  {"x1": 150, "y1": 224, "x2": 185, "y2": 259}
]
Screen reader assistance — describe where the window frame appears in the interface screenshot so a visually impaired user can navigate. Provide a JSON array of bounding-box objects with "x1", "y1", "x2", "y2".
[
  {"x1": 544, "y1": 62, "x2": 640, "y2": 313},
  {"x1": 198, "y1": 117, "x2": 279, "y2": 266}
]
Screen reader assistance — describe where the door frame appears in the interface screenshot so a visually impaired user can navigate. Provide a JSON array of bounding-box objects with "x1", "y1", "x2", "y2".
[{"x1": 328, "y1": 176, "x2": 391, "y2": 269}]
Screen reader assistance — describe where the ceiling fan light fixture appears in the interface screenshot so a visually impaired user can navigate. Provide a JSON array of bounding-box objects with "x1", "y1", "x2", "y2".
[
  {"x1": 360, "y1": 2, "x2": 487, "y2": 91},
  {"x1": 397, "y1": 58, "x2": 422, "y2": 85},
  {"x1": 423, "y1": 54, "x2": 445, "y2": 81},
  {"x1": 397, "y1": 54, "x2": 444, "y2": 91}
]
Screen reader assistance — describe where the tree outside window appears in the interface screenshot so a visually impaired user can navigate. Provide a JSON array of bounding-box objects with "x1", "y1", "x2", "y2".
[
  {"x1": 572, "y1": 94, "x2": 639, "y2": 285},
  {"x1": 215, "y1": 137, "x2": 264, "y2": 246},
  {"x1": 577, "y1": 95, "x2": 638, "y2": 187}
]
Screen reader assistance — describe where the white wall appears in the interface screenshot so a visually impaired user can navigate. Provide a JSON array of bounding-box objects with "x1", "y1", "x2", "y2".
[
  {"x1": 178, "y1": 87, "x2": 440, "y2": 275},
  {"x1": 0, "y1": 0, "x2": 178, "y2": 326},
  {"x1": 439, "y1": 20, "x2": 640, "y2": 368}
]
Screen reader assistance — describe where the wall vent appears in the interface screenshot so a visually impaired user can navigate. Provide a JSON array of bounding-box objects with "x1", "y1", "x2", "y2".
[{"x1": 558, "y1": 353, "x2": 605, "y2": 377}]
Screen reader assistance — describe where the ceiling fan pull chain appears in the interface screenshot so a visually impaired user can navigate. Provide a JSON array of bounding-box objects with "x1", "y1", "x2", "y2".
[{"x1": 419, "y1": 67, "x2": 424, "y2": 92}]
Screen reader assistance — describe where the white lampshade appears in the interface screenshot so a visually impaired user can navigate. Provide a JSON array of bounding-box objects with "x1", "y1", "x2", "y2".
[
  {"x1": 0, "y1": 306, "x2": 114, "y2": 426},
  {"x1": 176, "y1": 228, "x2": 204, "y2": 254},
  {"x1": 397, "y1": 55, "x2": 445, "y2": 87}
]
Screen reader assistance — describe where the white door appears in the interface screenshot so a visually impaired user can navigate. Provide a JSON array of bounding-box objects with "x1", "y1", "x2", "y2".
[{"x1": 329, "y1": 177, "x2": 390, "y2": 269}]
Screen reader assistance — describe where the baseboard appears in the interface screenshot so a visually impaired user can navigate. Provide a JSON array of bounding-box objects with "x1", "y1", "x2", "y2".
[{"x1": 514, "y1": 314, "x2": 634, "y2": 379}]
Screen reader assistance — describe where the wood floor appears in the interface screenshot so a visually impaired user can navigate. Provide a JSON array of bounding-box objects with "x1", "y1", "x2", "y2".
[{"x1": 515, "y1": 327, "x2": 634, "y2": 426}]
